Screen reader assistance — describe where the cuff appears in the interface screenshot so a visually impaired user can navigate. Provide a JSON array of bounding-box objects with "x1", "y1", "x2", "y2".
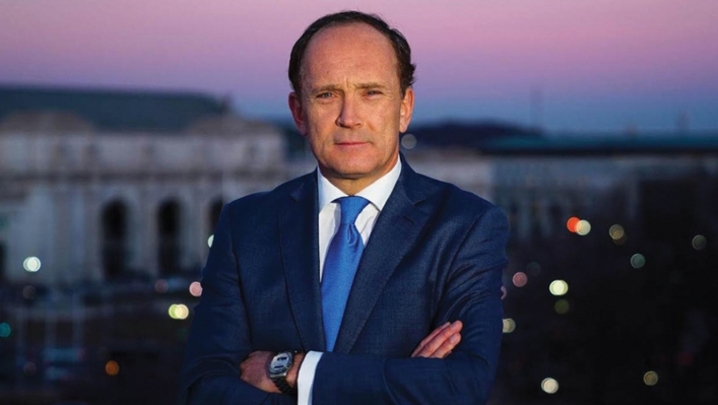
[{"x1": 297, "y1": 351, "x2": 323, "y2": 405}]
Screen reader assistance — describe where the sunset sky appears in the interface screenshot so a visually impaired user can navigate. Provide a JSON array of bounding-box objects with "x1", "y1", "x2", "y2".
[{"x1": 1, "y1": 0, "x2": 716, "y2": 132}]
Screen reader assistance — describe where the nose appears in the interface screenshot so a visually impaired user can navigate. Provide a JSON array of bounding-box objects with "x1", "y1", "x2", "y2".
[{"x1": 335, "y1": 96, "x2": 362, "y2": 129}]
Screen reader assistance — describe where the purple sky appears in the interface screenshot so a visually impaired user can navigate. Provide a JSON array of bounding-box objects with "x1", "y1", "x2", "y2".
[{"x1": 1, "y1": 0, "x2": 717, "y2": 132}]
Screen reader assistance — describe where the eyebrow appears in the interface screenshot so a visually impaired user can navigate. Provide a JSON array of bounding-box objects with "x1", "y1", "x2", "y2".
[
  {"x1": 355, "y1": 82, "x2": 388, "y2": 90},
  {"x1": 309, "y1": 84, "x2": 342, "y2": 94},
  {"x1": 309, "y1": 82, "x2": 389, "y2": 94}
]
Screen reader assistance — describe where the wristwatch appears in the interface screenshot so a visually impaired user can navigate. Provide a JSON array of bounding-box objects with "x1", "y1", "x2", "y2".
[{"x1": 268, "y1": 351, "x2": 298, "y2": 396}]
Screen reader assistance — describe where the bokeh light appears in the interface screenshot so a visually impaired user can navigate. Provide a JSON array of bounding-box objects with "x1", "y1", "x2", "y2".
[
  {"x1": 0, "y1": 322, "x2": 11, "y2": 338},
  {"x1": 23, "y1": 362, "x2": 37, "y2": 375},
  {"x1": 526, "y1": 261, "x2": 541, "y2": 275},
  {"x1": 609, "y1": 224, "x2": 626, "y2": 244},
  {"x1": 609, "y1": 224, "x2": 625, "y2": 239},
  {"x1": 189, "y1": 281, "x2": 203, "y2": 297},
  {"x1": 555, "y1": 299, "x2": 570, "y2": 315},
  {"x1": 512, "y1": 272, "x2": 528, "y2": 287},
  {"x1": 105, "y1": 360, "x2": 120, "y2": 376},
  {"x1": 169, "y1": 304, "x2": 190, "y2": 320},
  {"x1": 23, "y1": 256, "x2": 42, "y2": 272},
  {"x1": 541, "y1": 377, "x2": 559, "y2": 394},
  {"x1": 692, "y1": 235, "x2": 707, "y2": 250},
  {"x1": 401, "y1": 133, "x2": 417, "y2": 149},
  {"x1": 576, "y1": 220, "x2": 591, "y2": 236},
  {"x1": 643, "y1": 370, "x2": 658, "y2": 386},
  {"x1": 630, "y1": 253, "x2": 646, "y2": 269},
  {"x1": 22, "y1": 285, "x2": 37, "y2": 300},
  {"x1": 155, "y1": 279, "x2": 169, "y2": 293},
  {"x1": 566, "y1": 217, "x2": 580, "y2": 233},
  {"x1": 503, "y1": 318, "x2": 516, "y2": 333},
  {"x1": 207, "y1": 234, "x2": 214, "y2": 248},
  {"x1": 549, "y1": 280, "x2": 569, "y2": 296}
]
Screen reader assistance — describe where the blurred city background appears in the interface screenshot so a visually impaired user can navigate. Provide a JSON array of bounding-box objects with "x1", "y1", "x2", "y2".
[{"x1": 1, "y1": 1, "x2": 717, "y2": 404}]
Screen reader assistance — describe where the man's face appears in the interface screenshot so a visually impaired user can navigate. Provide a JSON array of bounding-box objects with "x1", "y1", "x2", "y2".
[{"x1": 289, "y1": 23, "x2": 414, "y2": 193}]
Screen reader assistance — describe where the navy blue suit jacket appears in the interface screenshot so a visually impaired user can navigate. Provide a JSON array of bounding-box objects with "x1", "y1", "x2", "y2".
[{"x1": 180, "y1": 159, "x2": 509, "y2": 405}]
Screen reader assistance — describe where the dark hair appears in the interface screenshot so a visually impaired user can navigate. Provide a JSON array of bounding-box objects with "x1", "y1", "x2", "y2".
[{"x1": 288, "y1": 11, "x2": 416, "y2": 96}]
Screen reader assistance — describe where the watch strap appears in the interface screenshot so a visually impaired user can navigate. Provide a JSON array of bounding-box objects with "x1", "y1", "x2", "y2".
[
  {"x1": 269, "y1": 351, "x2": 298, "y2": 396},
  {"x1": 272, "y1": 374, "x2": 297, "y2": 396}
]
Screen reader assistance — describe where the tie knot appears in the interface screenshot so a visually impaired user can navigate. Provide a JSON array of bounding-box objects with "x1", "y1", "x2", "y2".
[{"x1": 335, "y1": 196, "x2": 370, "y2": 225}]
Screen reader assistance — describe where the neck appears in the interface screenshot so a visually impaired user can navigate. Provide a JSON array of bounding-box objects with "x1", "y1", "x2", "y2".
[
  {"x1": 325, "y1": 177, "x2": 374, "y2": 196},
  {"x1": 320, "y1": 155, "x2": 399, "y2": 196}
]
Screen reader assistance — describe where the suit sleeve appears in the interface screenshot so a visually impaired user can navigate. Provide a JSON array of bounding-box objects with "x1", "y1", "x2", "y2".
[
  {"x1": 312, "y1": 206, "x2": 509, "y2": 405},
  {"x1": 178, "y1": 205, "x2": 296, "y2": 405}
]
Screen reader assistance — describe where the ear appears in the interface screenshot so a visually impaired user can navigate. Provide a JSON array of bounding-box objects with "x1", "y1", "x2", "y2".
[
  {"x1": 288, "y1": 92, "x2": 307, "y2": 136},
  {"x1": 399, "y1": 87, "x2": 415, "y2": 133}
]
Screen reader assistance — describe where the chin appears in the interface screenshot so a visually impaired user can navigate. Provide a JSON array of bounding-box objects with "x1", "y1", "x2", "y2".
[{"x1": 333, "y1": 168, "x2": 374, "y2": 180}]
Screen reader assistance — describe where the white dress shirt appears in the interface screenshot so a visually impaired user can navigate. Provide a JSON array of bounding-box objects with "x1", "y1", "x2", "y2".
[{"x1": 297, "y1": 158, "x2": 402, "y2": 405}]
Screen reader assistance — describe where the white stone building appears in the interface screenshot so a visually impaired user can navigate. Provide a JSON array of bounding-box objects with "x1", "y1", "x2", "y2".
[
  {"x1": 2, "y1": 85, "x2": 717, "y2": 287},
  {"x1": 401, "y1": 130, "x2": 718, "y2": 245},
  {"x1": 0, "y1": 86, "x2": 286, "y2": 285}
]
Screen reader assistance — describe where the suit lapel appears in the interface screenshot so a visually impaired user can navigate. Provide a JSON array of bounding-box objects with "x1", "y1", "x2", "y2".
[
  {"x1": 278, "y1": 173, "x2": 326, "y2": 351},
  {"x1": 334, "y1": 162, "x2": 432, "y2": 353}
]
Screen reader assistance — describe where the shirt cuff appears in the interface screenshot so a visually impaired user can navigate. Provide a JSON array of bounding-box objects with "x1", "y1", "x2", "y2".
[{"x1": 297, "y1": 351, "x2": 323, "y2": 405}]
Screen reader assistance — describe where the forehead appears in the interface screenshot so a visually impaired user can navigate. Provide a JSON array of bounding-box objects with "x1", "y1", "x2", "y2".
[{"x1": 301, "y1": 23, "x2": 399, "y2": 87}]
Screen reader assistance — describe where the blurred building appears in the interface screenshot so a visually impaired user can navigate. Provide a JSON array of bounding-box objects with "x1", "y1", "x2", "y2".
[
  {"x1": 403, "y1": 125, "x2": 718, "y2": 404},
  {"x1": 0, "y1": 85, "x2": 285, "y2": 285},
  {"x1": 403, "y1": 125, "x2": 718, "y2": 244},
  {"x1": 3, "y1": 85, "x2": 718, "y2": 286},
  {"x1": 1, "y1": 85, "x2": 717, "y2": 404}
]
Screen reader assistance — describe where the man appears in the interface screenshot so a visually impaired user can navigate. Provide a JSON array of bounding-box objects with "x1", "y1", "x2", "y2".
[{"x1": 180, "y1": 11, "x2": 508, "y2": 405}]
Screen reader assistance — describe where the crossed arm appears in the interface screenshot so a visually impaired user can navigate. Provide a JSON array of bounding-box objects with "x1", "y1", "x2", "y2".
[
  {"x1": 239, "y1": 320, "x2": 464, "y2": 394},
  {"x1": 180, "y1": 205, "x2": 508, "y2": 405}
]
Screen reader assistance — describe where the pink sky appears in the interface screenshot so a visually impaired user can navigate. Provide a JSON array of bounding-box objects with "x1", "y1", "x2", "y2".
[{"x1": 1, "y1": 0, "x2": 717, "y2": 131}]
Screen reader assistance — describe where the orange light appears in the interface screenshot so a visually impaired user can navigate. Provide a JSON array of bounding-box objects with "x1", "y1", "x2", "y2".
[
  {"x1": 566, "y1": 217, "x2": 580, "y2": 233},
  {"x1": 105, "y1": 360, "x2": 120, "y2": 376}
]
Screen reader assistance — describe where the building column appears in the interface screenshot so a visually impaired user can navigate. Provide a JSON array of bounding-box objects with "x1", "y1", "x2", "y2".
[
  {"x1": 53, "y1": 182, "x2": 71, "y2": 283},
  {"x1": 84, "y1": 183, "x2": 101, "y2": 282},
  {"x1": 144, "y1": 190, "x2": 158, "y2": 279}
]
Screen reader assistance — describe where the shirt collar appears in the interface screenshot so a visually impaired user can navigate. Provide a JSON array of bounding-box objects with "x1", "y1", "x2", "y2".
[{"x1": 317, "y1": 157, "x2": 402, "y2": 211}]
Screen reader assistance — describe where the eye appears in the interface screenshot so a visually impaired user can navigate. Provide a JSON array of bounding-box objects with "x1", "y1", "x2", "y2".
[
  {"x1": 366, "y1": 90, "x2": 382, "y2": 96},
  {"x1": 316, "y1": 92, "x2": 333, "y2": 99}
]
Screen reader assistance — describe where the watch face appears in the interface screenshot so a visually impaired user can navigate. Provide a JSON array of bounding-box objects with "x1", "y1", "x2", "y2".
[{"x1": 270, "y1": 353, "x2": 292, "y2": 374}]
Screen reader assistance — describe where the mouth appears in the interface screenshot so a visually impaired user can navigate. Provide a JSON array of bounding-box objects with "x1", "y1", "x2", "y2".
[{"x1": 334, "y1": 141, "x2": 370, "y2": 148}]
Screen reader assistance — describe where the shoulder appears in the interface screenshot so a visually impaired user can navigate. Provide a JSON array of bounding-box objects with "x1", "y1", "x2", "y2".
[
  {"x1": 406, "y1": 168, "x2": 503, "y2": 222},
  {"x1": 404, "y1": 167, "x2": 509, "y2": 268}
]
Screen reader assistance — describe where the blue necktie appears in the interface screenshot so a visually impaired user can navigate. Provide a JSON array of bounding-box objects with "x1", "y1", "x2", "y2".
[{"x1": 322, "y1": 196, "x2": 370, "y2": 351}]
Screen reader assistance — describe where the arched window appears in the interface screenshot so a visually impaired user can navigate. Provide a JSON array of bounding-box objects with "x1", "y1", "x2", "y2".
[
  {"x1": 158, "y1": 200, "x2": 181, "y2": 276},
  {"x1": 102, "y1": 200, "x2": 128, "y2": 278}
]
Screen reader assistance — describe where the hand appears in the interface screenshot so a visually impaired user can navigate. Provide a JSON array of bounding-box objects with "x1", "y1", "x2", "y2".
[
  {"x1": 411, "y1": 321, "x2": 463, "y2": 358},
  {"x1": 239, "y1": 351, "x2": 305, "y2": 394},
  {"x1": 240, "y1": 351, "x2": 279, "y2": 393}
]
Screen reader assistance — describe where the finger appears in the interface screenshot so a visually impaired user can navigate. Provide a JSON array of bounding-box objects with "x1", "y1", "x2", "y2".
[
  {"x1": 411, "y1": 322, "x2": 450, "y2": 356},
  {"x1": 428, "y1": 332, "x2": 461, "y2": 359},
  {"x1": 412, "y1": 322, "x2": 450, "y2": 356},
  {"x1": 239, "y1": 357, "x2": 254, "y2": 375},
  {"x1": 413, "y1": 321, "x2": 462, "y2": 358}
]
